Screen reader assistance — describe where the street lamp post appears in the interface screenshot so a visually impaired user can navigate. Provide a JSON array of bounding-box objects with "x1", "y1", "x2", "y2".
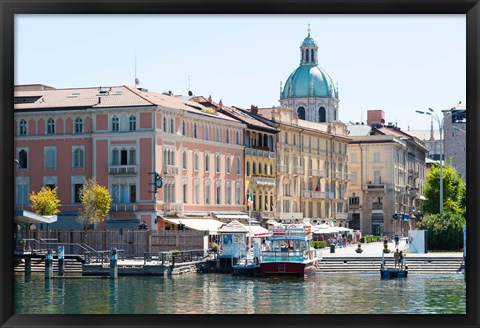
[{"x1": 415, "y1": 108, "x2": 454, "y2": 216}]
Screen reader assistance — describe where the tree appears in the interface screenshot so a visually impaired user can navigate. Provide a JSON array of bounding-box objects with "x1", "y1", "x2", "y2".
[
  {"x1": 416, "y1": 212, "x2": 465, "y2": 251},
  {"x1": 77, "y1": 179, "x2": 112, "y2": 229},
  {"x1": 420, "y1": 163, "x2": 466, "y2": 216},
  {"x1": 29, "y1": 187, "x2": 61, "y2": 216}
]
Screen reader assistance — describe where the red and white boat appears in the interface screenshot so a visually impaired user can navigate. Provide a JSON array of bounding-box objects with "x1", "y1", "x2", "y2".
[{"x1": 259, "y1": 225, "x2": 319, "y2": 277}]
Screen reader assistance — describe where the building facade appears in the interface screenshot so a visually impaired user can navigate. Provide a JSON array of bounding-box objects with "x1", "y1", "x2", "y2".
[
  {"x1": 443, "y1": 102, "x2": 466, "y2": 180},
  {"x1": 14, "y1": 85, "x2": 247, "y2": 231}
]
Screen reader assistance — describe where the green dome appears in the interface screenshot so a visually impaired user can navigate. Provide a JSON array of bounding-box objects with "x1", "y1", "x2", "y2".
[
  {"x1": 281, "y1": 65, "x2": 337, "y2": 99},
  {"x1": 302, "y1": 34, "x2": 317, "y2": 47}
]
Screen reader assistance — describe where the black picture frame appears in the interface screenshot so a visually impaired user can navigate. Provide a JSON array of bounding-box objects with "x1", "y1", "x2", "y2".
[{"x1": 1, "y1": 1, "x2": 479, "y2": 327}]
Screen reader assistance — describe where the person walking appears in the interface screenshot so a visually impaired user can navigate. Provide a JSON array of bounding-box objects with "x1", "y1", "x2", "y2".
[{"x1": 394, "y1": 234, "x2": 400, "y2": 248}]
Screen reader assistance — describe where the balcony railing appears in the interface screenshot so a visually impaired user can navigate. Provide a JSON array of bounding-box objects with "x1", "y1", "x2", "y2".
[
  {"x1": 278, "y1": 164, "x2": 288, "y2": 173},
  {"x1": 252, "y1": 176, "x2": 276, "y2": 186},
  {"x1": 366, "y1": 183, "x2": 386, "y2": 190},
  {"x1": 372, "y1": 203, "x2": 383, "y2": 210},
  {"x1": 110, "y1": 204, "x2": 136, "y2": 212},
  {"x1": 162, "y1": 165, "x2": 179, "y2": 176},
  {"x1": 349, "y1": 204, "x2": 360, "y2": 210},
  {"x1": 308, "y1": 169, "x2": 325, "y2": 177},
  {"x1": 245, "y1": 148, "x2": 275, "y2": 158},
  {"x1": 293, "y1": 166, "x2": 304, "y2": 175},
  {"x1": 109, "y1": 165, "x2": 137, "y2": 175},
  {"x1": 164, "y1": 203, "x2": 184, "y2": 213},
  {"x1": 302, "y1": 191, "x2": 333, "y2": 199}
]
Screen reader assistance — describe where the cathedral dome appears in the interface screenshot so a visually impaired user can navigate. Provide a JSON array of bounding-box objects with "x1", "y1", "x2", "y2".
[{"x1": 281, "y1": 65, "x2": 337, "y2": 99}]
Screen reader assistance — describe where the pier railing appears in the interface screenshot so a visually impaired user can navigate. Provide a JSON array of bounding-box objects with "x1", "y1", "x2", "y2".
[{"x1": 143, "y1": 249, "x2": 210, "y2": 265}]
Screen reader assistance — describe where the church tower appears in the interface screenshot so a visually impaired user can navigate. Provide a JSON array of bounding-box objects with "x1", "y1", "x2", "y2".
[{"x1": 279, "y1": 26, "x2": 339, "y2": 123}]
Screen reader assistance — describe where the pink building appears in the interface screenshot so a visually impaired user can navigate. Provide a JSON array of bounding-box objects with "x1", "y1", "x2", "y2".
[{"x1": 14, "y1": 85, "x2": 246, "y2": 231}]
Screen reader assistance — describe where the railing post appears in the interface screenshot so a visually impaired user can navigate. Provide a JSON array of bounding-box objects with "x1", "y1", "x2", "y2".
[
  {"x1": 110, "y1": 247, "x2": 118, "y2": 279},
  {"x1": 25, "y1": 257, "x2": 31, "y2": 275},
  {"x1": 58, "y1": 245, "x2": 65, "y2": 276},
  {"x1": 45, "y1": 248, "x2": 53, "y2": 279}
]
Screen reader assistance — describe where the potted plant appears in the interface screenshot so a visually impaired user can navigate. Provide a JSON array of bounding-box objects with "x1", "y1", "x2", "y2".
[
  {"x1": 383, "y1": 243, "x2": 391, "y2": 253},
  {"x1": 355, "y1": 243, "x2": 363, "y2": 253}
]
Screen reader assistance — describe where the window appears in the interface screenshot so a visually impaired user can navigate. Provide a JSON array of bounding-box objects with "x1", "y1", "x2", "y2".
[
  {"x1": 170, "y1": 119, "x2": 174, "y2": 134},
  {"x1": 194, "y1": 152, "x2": 199, "y2": 171},
  {"x1": 216, "y1": 183, "x2": 221, "y2": 204},
  {"x1": 319, "y1": 107, "x2": 326, "y2": 122},
  {"x1": 183, "y1": 151, "x2": 188, "y2": 169},
  {"x1": 258, "y1": 163, "x2": 262, "y2": 175},
  {"x1": 194, "y1": 180, "x2": 199, "y2": 204},
  {"x1": 129, "y1": 148, "x2": 136, "y2": 165},
  {"x1": 226, "y1": 129, "x2": 230, "y2": 143},
  {"x1": 351, "y1": 172, "x2": 357, "y2": 185},
  {"x1": 121, "y1": 149, "x2": 128, "y2": 165},
  {"x1": 349, "y1": 196, "x2": 360, "y2": 206},
  {"x1": 194, "y1": 123, "x2": 198, "y2": 138},
  {"x1": 205, "y1": 126, "x2": 209, "y2": 140},
  {"x1": 252, "y1": 162, "x2": 256, "y2": 175},
  {"x1": 236, "y1": 131, "x2": 240, "y2": 145},
  {"x1": 205, "y1": 153, "x2": 210, "y2": 172},
  {"x1": 163, "y1": 117, "x2": 167, "y2": 131},
  {"x1": 226, "y1": 156, "x2": 231, "y2": 174},
  {"x1": 236, "y1": 157, "x2": 241, "y2": 174},
  {"x1": 351, "y1": 153, "x2": 357, "y2": 163},
  {"x1": 374, "y1": 152, "x2": 380, "y2": 162},
  {"x1": 297, "y1": 107, "x2": 306, "y2": 120},
  {"x1": 44, "y1": 147, "x2": 56, "y2": 169},
  {"x1": 74, "y1": 184, "x2": 83, "y2": 203},
  {"x1": 129, "y1": 115, "x2": 136, "y2": 131},
  {"x1": 236, "y1": 184, "x2": 241, "y2": 205},
  {"x1": 16, "y1": 178, "x2": 29, "y2": 206},
  {"x1": 73, "y1": 147, "x2": 84, "y2": 168},
  {"x1": 112, "y1": 116, "x2": 119, "y2": 132},
  {"x1": 47, "y1": 118, "x2": 55, "y2": 134},
  {"x1": 205, "y1": 182, "x2": 211, "y2": 204},
  {"x1": 17, "y1": 149, "x2": 28, "y2": 169},
  {"x1": 215, "y1": 127, "x2": 220, "y2": 142},
  {"x1": 112, "y1": 149, "x2": 119, "y2": 165},
  {"x1": 19, "y1": 119, "x2": 27, "y2": 136},
  {"x1": 216, "y1": 155, "x2": 221, "y2": 173},
  {"x1": 130, "y1": 185, "x2": 136, "y2": 203},
  {"x1": 226, "y1": 182, "x2": 231, "y2": 205},
  {"x1": 284, "y1": 132, "x2": 288, "y2": 144},
  {"x1": 75, "y1": 117, "x2": 83, "y2": 134},
  {"x1": 183, "y1": 183, "x2": 188, "y2": 203},
  {"x1": 182, "y1": 121, "x2": 186, "y2": 135},
  {"x1": 246, "y1": 162, "x2": 250, "y2": 176}
]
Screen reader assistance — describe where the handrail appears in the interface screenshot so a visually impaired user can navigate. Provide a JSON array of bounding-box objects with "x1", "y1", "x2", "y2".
[{"x1": 143, "y1": 249, "x2": 209, "y2": 266}]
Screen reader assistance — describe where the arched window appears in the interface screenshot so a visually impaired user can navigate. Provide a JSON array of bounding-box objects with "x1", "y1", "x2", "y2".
[
  {"x1": 236, "y1": 156, "x2": 241, "y2": 174},
  {"x1": 182, "y1": 151, "x2": 187, "y2": 169},
  {"x1": 205, "y1": 126, "x2": 209, "y2": 140},
  {"x1": 311, "y1": 49, "x2": 314, "y2": 63},
  {"x1": 226, "y1": 129, "x2": 230, "y2": 143},
  {"x1": 112, "y1": 116, "x2": 119, "y2": 132},
  {"x1": 215, "y1": 127, "x2": 220, "y2": 142},
  {"x1": 19, "y1": 119, "x2": 27, "y2": 135},
  {"x1": 236, "y1": 131, "x2": 240, "y2": 145},
  {"x1": 246, "y1": 162, "x2": 250, "y2": 176},
  {"x1": 205, "y1": 153, "x2": 210, "y2": 172},
  {"x1": 252, "y1": 162, "x2": 256, "y2": 175},
  {"x1": 305, "y1": 49, "x2": 309, "y2": 62},
  {"x1": 75, "y1": 117, "x2": 83, "y2": 134},
  {"x1": 297, "y1": 107, "x2": 306, "y2": 120},
  {"x1": 319, "y1": 107, "x2": 326, "y2": 123},
  {"x1": 216, "y1": 155, "x2": 221, "y2": 172},
  {"x1": 194, "y1": 123, "x2": 198, "y2": 138},
  {"x1": 182, "y1": 121, "x2": 186, "y2": 135},
  {"x1": 47, "y1": 118, "x2": 55, "y2": 134},
  {"x1": 226, "y1": 156, "x2": 231, "y2": 174},
  {"x1": 194, "y1": 152, "x2": 199, "y2": 171},
  {"x1": 170, "y1": 118, "x2": 174, "y2": 133},
  {"x1": 163, "y1": 117, "x2": 167, "y2": 131},
  {"x1": 129, "y1": 115, "x2": 136, "y2": 131},
  {"x1": 264, "y1": 164, "x2": 268, "y2": 175},
  {"x1": 112, "y1": 148, "x2": 119, "y2": 165},
  {"x1": 258, "y1": 163, "x2": 262, "y2": 175},
  {"x1": 263, "y1": 134, "x2": 268, "y2": 148},
  {"x1": 18, "y1": 149, "x2": 28, "y2": 168}
]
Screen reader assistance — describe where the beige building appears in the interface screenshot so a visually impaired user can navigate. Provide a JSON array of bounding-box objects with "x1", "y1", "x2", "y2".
[
  {"x1": 258, "y1": 106, "x2": 350, "y2": 226},
  {"x1": 347, "y1": 110, "x2": 428, "y2": 236},
  {"x1": 443, "y1": 102, "x2": 466, "y2": 181}
]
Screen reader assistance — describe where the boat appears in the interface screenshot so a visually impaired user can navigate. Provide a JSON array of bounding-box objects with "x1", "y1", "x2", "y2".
[
  {"x1": 259, "y1": 225, "x2": 319, "y2": 277},
  {"x1": 380, "y1": 250, "x2": 408, "y2": 279}
]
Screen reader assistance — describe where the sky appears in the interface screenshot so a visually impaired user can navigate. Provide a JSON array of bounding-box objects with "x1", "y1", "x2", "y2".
[{"x1": 14, "y1": 15, "x2": 466, "y2": 131}]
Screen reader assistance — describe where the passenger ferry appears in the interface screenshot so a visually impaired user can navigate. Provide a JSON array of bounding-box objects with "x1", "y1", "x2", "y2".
[{"x1": 259, "y1": 225, "x2": 319, "y2": 277}]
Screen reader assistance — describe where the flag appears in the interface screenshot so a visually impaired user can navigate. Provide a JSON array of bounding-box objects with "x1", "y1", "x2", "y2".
[{"x1": 246, "y1": 190, "x2": 253, "y2": 208}]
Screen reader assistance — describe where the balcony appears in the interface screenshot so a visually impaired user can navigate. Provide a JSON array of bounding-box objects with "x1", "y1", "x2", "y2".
[
  {"x1": 246, "y1": 147, "x2": 275, "y2": 159},
  {"x1": 164, "y1": 203, "x2": 184, "y2": 214},
  {"x1": 365, "y1": 182, "x2": 386, "y2": 190},
  {"x1": 335, "y1": 213, "x2": 348, "y2": 221},
  {"x1": 162, "y1": 165, "x2": 179, "y2": 176},
  {"x1": 349, "y1": 204, "x2": 360, "y2": 210},
  {"x1": 293, "y1": 166, "x2": 304, "y2": 175},
  {"x1": 372, "y1": 203, "x2": 383, "y2": 210},
  {"x1": 302, "y1": 191, "x2": 333, "y2": 199},
  {"x1": 109, "y1": 165, "x2": 137, "y2": 175},
  {"x1": 278, "y1": 164, "x2": 288, "y2": 173},
  {"x1": 308, "y1": 169, "x2": 325, "y2": 177},
  {"x1": 110, "y1": 203, "x2": 136, "y2": 212},
  {"x1": 252, "y1": 176, "x2": 276, "y2": 187}
]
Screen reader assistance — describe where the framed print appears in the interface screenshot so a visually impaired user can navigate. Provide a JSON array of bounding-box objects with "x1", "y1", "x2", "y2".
[{"x1": 1, "y1": 0, "x2": 479, "y2": 328}]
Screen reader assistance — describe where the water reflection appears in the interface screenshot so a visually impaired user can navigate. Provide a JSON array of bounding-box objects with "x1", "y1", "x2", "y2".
[{"x1": 14, "y1": 273, "x2": 466, "y2": 314}]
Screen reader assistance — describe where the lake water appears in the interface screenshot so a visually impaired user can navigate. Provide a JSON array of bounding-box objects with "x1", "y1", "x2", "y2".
[{"x1": 14, "y1": 273, "x2": 466, "y2": 314}]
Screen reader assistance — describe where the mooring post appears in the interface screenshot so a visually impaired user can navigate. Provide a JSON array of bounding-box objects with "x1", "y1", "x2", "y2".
[
  {"x1": 58, "y1": 245, "x2": 65, "y2": 276},
  {"x1": 25, "y1": 257, "x2": 31, "y2": 275},
  {"x1": 110, "y1": 247, "x2": 118, "y2": 279},
  {"x1": 45, "y1": 248, "x2": 53, "y2": 279}
]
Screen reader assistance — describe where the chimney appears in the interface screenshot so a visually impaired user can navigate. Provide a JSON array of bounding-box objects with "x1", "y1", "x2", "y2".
[
  {"x1": 367, "y1": 110, "x2": 385, "y2": 126},
  {"x1": 250, "y1": 105, "x2": 258, "y2": 114}
]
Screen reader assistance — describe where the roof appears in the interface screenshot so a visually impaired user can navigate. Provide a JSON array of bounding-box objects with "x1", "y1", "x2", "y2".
[
  {"x1": 407, "y1": 129, "x2": 440, "y2": 141},
  {"x1": 14, "y1": 210, "x2": 57, "y2": 225},
  {"x1": 281, "y1": 65, "x2": 337, "y2": 99},
  {"x1": 220, "y1": 107, "x2": 278, "y2": 133},
  {"x1": 347, "y1": 123, "x2": 372, "y2": 136},
  {"x1": 218, "y1": 220, "x2": 249, "y2": 233}
]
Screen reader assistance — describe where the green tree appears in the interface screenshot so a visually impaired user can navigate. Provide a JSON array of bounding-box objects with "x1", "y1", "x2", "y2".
[
  {"x1": 416, "y1": 212, "x2": 465, "y2": 251},
  {"x1": 77, "y1": 178, "x2": 112, "y2": 229},
  {"x1": 420, "y1": 163, "x2": 466, "y2": 216},
  {"x1": 29, "y1": 187, "x2": 61, "y2": 215}
]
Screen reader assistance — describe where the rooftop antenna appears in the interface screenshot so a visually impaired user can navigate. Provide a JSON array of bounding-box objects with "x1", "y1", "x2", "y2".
[{"x1": 360, "y1": 108, "x2": 363, "y2": 123}]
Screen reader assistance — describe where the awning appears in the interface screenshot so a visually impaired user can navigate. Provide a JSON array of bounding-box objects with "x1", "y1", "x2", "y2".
[
  {"x1": 246, "y1": 225, "x2": 272, "y2": 237},
  {"x1": 160, "y1": 217, "x2": 224, "y2": 235},
  {"x1": 213, "y1": 213, "x2": 251, "y2": 221},
  {"x1": 14, "y1": 210, "x2": 57, "y2": 225}
]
